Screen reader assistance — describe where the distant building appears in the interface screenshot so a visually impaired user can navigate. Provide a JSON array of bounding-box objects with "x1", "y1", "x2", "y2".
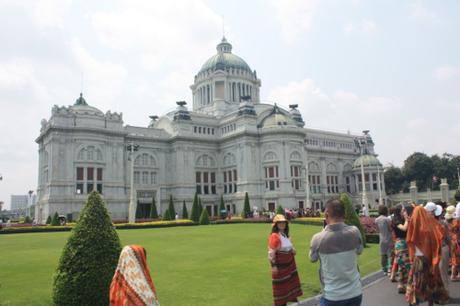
[
  {"x1": 35, "y1": 37, "x2": 386, "y2": 224},
  {"x1": 10, "y1": 194, "x2": 36, "y2": 211}
]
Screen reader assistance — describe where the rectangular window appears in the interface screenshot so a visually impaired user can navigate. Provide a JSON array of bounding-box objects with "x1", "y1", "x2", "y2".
[
  {"x1": 87, "y1": 183, "x2": 94, "y2": 192},
  {"x1": 134, "y1": 171, "x2": 140, "y2": 184},
  {"x1": 142, "y1": 171, "x2": 149, "y2": 184},
  {"x1": 97, "y1": 183, "x2": 103, "y2": 194},
  {"x1": 151, "y1": 172, "x2": 156, "y2": 184},
  {"x1": 204, "y1": 185, "x2": 209, "y2": 194},
  {"x1": 211, "y1": 185, "x2": 216, "y2": 194},
  {"x1": 211, "y1": 172, "x2": 215, "y2": 183},
  {"x1": 97, "y1": 168, "x2": 103, "y2": 181},
  {"x1": 196, "y1": 185, "x2": 201, "y2": 194},
  {"x1": 87, "y1": 167, "x2": 94, "y2": 180},
  {"x1": 265, "y1": 166, "x2": 279, "y2": 191},
  {"x1": 223, "y1": 172, "x2": 227, "y2": 183},
  {"x1": 77, "y1": 167, "x2": 84, "y2": 180},
  {"x1": 203, "y1": 172, "x2": 209, "y2": 183},
  {"x1": 76, "y1": 183, "x2": 83, "y2": 194},
  {"x1": 291, "y1": 165, "x2": 301, "y2": 190},
  {"x1": 196, "y1": 172, "x2": 201, "y2": 183}
]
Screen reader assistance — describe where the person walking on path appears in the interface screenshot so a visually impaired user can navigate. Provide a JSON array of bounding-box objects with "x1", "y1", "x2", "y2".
[
  {"x1": 391, "y1": 203, "x2": 412, "y2": 294},
  {"x1": 405, "y1": 205, "x2": 448, "y2": 306},
  {"x1": 110, "y1": 245, "x2": 160, "y2": 306},
  {"x1": 268, "y1": 214, "x2": 303, "y2": 306},
  {"x1": 450, "y1": 203, "x2": 460, "y2": 281},
  {"x1": 434, "y1": 203, "x2": 451, "y2": 302},
  {"x1": 375, "y1": 204, "x2": 392, "y2": 275},
  {"x1": 309, "y1": 198, "x2": 363, "y2": 306}
]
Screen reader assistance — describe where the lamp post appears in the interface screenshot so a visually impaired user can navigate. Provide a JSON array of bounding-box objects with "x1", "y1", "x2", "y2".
[
  {"x1": 355, "y1": 133, "x2": 369, "y2": 212},
  {"x1": 377, "y1": 165, "x2": 383, "y2": 205},
  {"x1": 127, "y1": 143, "x2": 139, "y2": 223}
]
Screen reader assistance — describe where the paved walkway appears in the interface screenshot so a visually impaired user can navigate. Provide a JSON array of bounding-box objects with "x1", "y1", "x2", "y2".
[{"x1": 299, "y1": 271, "x2": 460, "y2": 306}]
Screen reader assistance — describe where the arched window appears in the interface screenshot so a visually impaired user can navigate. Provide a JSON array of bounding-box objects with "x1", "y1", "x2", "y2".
[{"x1": 195, "y1": 154, "x2": 217, "y2": 195}]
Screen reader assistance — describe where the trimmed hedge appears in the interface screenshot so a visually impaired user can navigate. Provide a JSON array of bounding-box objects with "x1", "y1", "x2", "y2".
[
  {"x1": 365, "y1": 233, "x2": 379, "y2": 244},
  {"x1": 0, "y1": 220, "x2": 197, "y2": 234}
]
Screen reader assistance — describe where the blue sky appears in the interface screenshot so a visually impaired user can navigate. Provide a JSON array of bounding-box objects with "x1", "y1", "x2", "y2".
[{"x1": 0, "y1": 0, "x2": 459, "y2": 208}]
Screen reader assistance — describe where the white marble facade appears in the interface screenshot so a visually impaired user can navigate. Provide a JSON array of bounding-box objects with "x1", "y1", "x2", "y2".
[{"x1": 35, "y1": 38, "x2": 386, "y2": 223}]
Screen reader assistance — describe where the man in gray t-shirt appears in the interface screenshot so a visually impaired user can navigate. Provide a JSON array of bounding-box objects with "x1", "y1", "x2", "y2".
[
  {"x1": 309, "y1": 198, "x2": 363, "y2": 306},
  {"x1": 375, "y1": 205, "x2": 392, "y2": 274}
]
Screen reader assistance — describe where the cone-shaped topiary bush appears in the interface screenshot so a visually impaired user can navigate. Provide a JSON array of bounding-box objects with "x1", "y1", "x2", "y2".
[
  {"x1": 340, "y1": 193, "x2": 366, "y2": 247},
  {"x1": 51, "y1": 212, "x2": 60, "y2": 226},
  {"x1": 150, "y1": 196, "x2": 158, "y2": 219},
  {"x1": 198, "y1": 197, "x2": 203, "y2": 218},
  {"x1": 24, "y1": 215, "x2": 32, "y2": 224},
  {"x1": 199, "y1": 207, "x2": 210, "y2": 225},
  {"x1": 52, "y1": 191, "x2": 122, "y2": 306},
  {"x1": 182, "y1": 200, "x2": 188, "y2": 219},
  {"x1": 242, "y1": 192, "x2": 251, "y2": 218},
  {"x1": 46, "y1": 215, "x2": 52, "y2": 224},
  {"x1": 191, "y1": 193, "x2": 200, "y2": 222},
  {"x1": 163, "y1": 208, "x2": 171, "y2": 221},
  {"x1": 168, "y1": 195, "x2": 176, "y2": 218},
  {"x1": 276, "y1": 205, "x2": 285, "y2": 216}
]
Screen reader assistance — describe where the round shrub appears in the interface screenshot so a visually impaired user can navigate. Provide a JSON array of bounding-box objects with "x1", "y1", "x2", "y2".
[{"x1": 52, "y1": 191, "x2": 122, "y2": 306}]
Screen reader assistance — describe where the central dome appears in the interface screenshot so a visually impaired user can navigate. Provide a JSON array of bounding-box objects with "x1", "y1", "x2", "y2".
[{"x1": 198, "y1": 37, "x2": 251, "y2": 74}]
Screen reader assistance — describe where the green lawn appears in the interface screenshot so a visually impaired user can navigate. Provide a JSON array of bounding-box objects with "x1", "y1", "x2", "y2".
[{"x1": 0, "y1": 224, "x2": 380, "y2": 306}]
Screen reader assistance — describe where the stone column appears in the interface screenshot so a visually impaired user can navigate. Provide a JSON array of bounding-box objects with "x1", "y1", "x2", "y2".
[
  {"x1": 440, "y1": 178, "x2": 449, "y2": 203},
  {"x1": 409, "y1": 181, "x2": 417, "y2": 203}
]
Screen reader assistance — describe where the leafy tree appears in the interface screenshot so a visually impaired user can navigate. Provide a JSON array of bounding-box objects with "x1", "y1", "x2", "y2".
[
  {"x1": 24, "y1": 215, "x2": 32, "y2": 224},
  {"x1": 242, "y1": 192, "x2": 251, "y2": 218},
  {"x1": 149, "y1": 196, "x2": 158, "y2": 219},
  {"x1": 218, "y1": 195, "x2": 225, "y2": 217},
  {"x1": 276, "y1": 205, "x2": 285, "y2": 216},
  {"x1": 199, "y1": 207, "x2": 210, "y2": 225},
  {"x1": 182, "y1": 200, "x2": 188, "y2": 219},
  {"x1": 340, "y1": 193, "x2": 366, "y2": 247},
  {"x1": 51, "y1": 212, "x2": 60, "y2": 226},
  {"x1": 53, "y1": 191, "x2": 121, "y2": 306},
  {"x1": 455, "y1": 189, "x2": 460, "y2": 202},
  {"x1": 46, "y1": 215, "x2": 52, "y2": 225},
  {"x1": 402, "y1": 152, "x2": 433, "y2": 191},
  {"x1": 384, "y1": 166, "x2": 404, "y2": 194},
  {"x1": 190, "y1": 192, "x2": 200, "y2": 222},
  {"x1": 168, "y1": 195, "x2": 176, "y2": 218}
]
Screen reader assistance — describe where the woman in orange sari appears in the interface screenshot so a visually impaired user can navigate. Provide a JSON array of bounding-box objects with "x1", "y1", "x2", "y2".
[
  {"x1": 405, "y1": 205, "x2": 448, "y2": 306},
  {"x1": 110, "y1": 245, "x2": 160, "y2": 306}
]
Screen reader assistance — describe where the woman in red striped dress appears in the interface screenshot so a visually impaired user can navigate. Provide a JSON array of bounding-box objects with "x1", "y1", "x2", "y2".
[{"x1": 268, "y1": 214, "x2": 303, "y2": 306}]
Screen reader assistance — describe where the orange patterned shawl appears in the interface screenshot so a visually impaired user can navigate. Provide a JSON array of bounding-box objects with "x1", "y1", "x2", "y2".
[
  {"x1": 406, "y1": 206, "x2": 444, "y2": 269},
  {"x1": 110, "y1": 245, "x2": 160, "y2": 306}
]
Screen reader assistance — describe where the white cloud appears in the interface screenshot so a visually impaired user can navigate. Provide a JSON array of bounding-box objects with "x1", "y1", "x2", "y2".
[
  {"x1": 344, "y1": 19, "x2": 376, "y2": 35},
  {"x1": 434, "y1": 66, "x2": 458, "y2": 81},
  {"x1": 409, "y1": 1, "x2": 438, "y2": 22},
  {"x1": 0, "y1": 0, "x2": 72, "y2": 29},
  {"x1": 270, "y1": 0, "x2": 319, "y2": 43}
]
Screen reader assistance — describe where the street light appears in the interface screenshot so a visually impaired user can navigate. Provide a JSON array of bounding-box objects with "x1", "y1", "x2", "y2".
[
  {"x1": 127, "y1": 143, "x2": 139, "y2": 223},
  {"x1": 354, "y1": 132, "x2": 369, "y2": 213}
]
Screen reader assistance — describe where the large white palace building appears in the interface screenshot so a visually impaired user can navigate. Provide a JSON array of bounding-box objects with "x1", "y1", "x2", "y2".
[{"x1": 35, "y1": 38, "x2": 386, "y2": 223}]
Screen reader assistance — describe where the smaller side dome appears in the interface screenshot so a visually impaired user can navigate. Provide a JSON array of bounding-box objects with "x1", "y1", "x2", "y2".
[
  {"x1": 259, "y1": 104, "x2": 296, "y2": 128},
  {"x1": 70, "y1": 93, "x2": 103, "y2": 116},
  {"x1": 353, "y1": 154, "x2": 382, "y2": 169}
]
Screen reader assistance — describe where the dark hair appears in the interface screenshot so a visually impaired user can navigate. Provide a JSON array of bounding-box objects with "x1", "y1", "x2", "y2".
[
  {"x1": 272, "y1": 222, "x2": 290, "y2": 237},
  {"x1": 325, "y1": 198, "x2": 345, "y2": 219},
  {"x1": 392, "y1": 204, "x2": 404, "y2": 226},
  {"x1": 403, "y1": 203, "x2": 414, "y2": 217},
  {"x1": 378, "y1": 205, "x2": 388, "y2": 216}
]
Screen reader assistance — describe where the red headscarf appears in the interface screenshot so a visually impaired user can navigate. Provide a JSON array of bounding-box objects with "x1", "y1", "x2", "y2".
[
  {"x1": 110, "y1": 245, "x2": 160, "y2": 306},
  {"x1": 406, "y1": 206, "x2": 444, "y2": 269}
]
